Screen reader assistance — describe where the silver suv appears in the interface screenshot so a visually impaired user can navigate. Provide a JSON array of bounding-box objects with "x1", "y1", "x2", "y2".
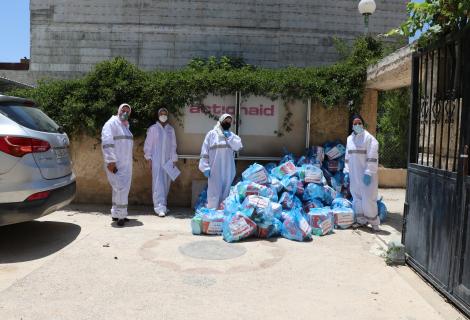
[{"x1": 0, "y1": 95, "x2": 76, "y2": 226}]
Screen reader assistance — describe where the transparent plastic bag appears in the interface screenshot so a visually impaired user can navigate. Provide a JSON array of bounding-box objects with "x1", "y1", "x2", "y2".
[
  {"x1": 281, "y1": 208, "x2": 312, "y2": 242},
  {"x1": 279, "y1": 192, "x2": 294, "y2": 210},
  {"x1": 223, "y1": 210, "x2": 258, "y2": 243},
  {"x1": 271, "y1": 161, "x2": 297, "y2": 180},
  {"x1": 331, "y1": 197, "x2": 353, "y2": 209},
  {"x1": 303, "y1": 183, "x2": 325, "y2": 202},
  {"x1": 242, "y1": 163, "x2": 270, "y2": 185},
  {"x1": 332, "y1": 207, "x2": 355, "y2": 229}
]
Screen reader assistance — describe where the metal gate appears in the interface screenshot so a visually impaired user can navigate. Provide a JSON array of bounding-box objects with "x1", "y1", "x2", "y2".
[{"x1": 404, "y1": 26, "x2": 470, "y2": 316}]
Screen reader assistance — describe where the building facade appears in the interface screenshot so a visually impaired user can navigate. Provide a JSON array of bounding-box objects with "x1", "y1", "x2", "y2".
[{"x1": 0, "y1": 0, "x2": 407, "y2": 84}]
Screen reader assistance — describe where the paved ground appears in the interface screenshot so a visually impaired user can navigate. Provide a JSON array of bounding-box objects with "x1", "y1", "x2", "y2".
[{"x1": 0, "y1": 189, "x2": 466, "y2": 320}]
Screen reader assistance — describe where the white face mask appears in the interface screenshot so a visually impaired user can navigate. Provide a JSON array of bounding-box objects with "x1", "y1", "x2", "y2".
[{"x1": 159, "y1": 115, "x2": 168, "y2": 123}]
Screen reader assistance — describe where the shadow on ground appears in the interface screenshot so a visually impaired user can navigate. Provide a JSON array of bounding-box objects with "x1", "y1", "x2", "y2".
[
  {"x1": 170, "y1": 208, "x2": 193, "y2": 219},
  {"x1": 111, "y1": 219, "x2": 144, "y2": 228},
  {"x1": 0, "y1": 221, "x2": 81, "y2": 264},
  {"x1": 382, "y1": 211, "x2": 404, "y2": 233}
]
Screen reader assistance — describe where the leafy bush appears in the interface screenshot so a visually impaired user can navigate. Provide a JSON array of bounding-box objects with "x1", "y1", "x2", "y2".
[
  {"x1": 10, "y1": 37, "x2": 383, "y2": 138},
  {"x1": 377, "y1": 87, "x2": 410, "y2": 168},
  {"x1": 389, "y1": 0, "x2": 470, "y2": 46}
]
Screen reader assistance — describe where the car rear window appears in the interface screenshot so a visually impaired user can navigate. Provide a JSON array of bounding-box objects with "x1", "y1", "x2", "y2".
[{"x1": 0, "y1": 104, "x2": 60, "y2": 133}]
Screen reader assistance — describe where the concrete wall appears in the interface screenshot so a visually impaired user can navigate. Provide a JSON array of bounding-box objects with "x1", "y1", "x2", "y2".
[
  {"x1": 25, "y1": 0, "x2": 407, "y2": 81},
  {"x1": 378, "y1": 167, "x2": 407, "y2": 188}
]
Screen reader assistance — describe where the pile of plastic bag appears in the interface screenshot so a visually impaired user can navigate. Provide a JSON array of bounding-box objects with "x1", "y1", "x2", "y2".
[{"x1": 191, "y1": 142, "x2": 388, "y2": 243}]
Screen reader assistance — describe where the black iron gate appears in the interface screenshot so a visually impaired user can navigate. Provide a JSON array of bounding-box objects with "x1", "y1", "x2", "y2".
[{"x1": 404, "y1": 26, "x2": 470, "y2": 316}]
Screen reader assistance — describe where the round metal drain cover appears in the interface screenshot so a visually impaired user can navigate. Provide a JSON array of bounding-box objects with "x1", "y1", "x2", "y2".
[{"x1": 179, "y1": 240, "x2": 247, "y2": 260}]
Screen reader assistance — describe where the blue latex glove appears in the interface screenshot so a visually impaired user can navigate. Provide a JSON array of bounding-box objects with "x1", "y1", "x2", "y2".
[
  {"x1": 204, "y1": 169, "x2": 211, "y2": 178},
  {"x1": 344, "y1": 173, "x2": 349, "y2": 184},
  {"x1": 363, "y1": 174, "x2": 372, "y2": 186},
  {"x1": 223, "y1": 130, "x2": 231, "y2": 138}
]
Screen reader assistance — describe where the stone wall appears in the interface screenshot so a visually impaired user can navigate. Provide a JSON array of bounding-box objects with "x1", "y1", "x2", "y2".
[{"x1": 309, "y1": 102, "x2": 349, "y2": 145}]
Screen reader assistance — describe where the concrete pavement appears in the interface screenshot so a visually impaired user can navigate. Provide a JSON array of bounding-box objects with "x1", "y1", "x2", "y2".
[{"x1": 0, "y1": 189, "x2": 466, "y2": 320}]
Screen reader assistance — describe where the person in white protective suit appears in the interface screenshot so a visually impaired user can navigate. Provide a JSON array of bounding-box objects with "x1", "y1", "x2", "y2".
[
  {"x1": 199, "y1": 114, "x2": 243, "y2": 209},
  {"x1": 101, "y1": 103, "x2": 134, "y2": 227},
  {"x1": 343, "y1": 114, "x2": 381, "y2": 232},
  {"x1": 144, "y1": 108, "x2": 178, "y2": 217}
]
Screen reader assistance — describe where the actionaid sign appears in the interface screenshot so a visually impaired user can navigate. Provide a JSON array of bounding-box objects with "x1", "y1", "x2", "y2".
[{"x1": 183, "y1": 95, "x2": 279, "y2": 136}]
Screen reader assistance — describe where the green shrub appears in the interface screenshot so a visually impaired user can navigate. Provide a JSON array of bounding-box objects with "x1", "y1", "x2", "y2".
[
  {"x1": 10, "y1": 37, "x2": 383, "y2": 138},
  {"x1": 377, "y1": 87, "x2": 410, "y2": 168}
]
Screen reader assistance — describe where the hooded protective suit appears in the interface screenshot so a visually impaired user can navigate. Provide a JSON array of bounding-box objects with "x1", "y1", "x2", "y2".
[
  {"x1": 101, "y1": 104, "x2": 134, "y2": 219},
  {"x1": 344, "y1": 127, "x2": 380, "y2": 227},
  {"x1": 199, "y1": 114, "x2": 243, "y2": 209},
  {"x1": 144, "y1": 108, "x2": 178, "y2": 214}
]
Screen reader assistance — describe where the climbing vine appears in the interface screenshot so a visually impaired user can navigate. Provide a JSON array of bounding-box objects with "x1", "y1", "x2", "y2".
[{"x1": 9, "y1": 37, "x2": 383, "y2": 138}]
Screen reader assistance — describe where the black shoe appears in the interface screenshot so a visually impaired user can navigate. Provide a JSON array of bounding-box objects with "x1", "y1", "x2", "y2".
[
  {"x1": 117, "y1": 219, "x2": 125, "y2": 227},
  {"x1": 112, "y1": 217, "x2": 129, "y2": 222},
  {"x1": 112, "y1": 217, "x2": 118, "y2": 222}
]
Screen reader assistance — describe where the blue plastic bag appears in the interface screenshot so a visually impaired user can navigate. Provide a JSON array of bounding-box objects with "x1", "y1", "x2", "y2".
[
  {"x1": 268, "y1": 177, "x2": 283, "y2": 194},
  {"x1": 308, "y1": 146, "x2": 325, "y2": 163},
  {"x1": 324, "y1": 143, "x2": 346, "y2": 160},
  {"x1": 279, "y1": 192, "x2": 294, "y2": 210},
  {"x1": 236, "y1": 181, "x2": 268, "y2": 201},
  {"x1": 377, "y1": 197, "x2": 388, "y2": 222},
  {"x1": 242, "y1": 163, "x2": 270, "y2": 185},
  {"x1": 323, "y1": 186, "x2": 336, "y2": 205},
  {"x1": 306, "y1": 207, "x2": 334, "y2": 236},
  {"x1": 331, "y1": 197, "x2": 353, "y2": 209},
  {"x1": 331, "y1": 172, "x2": 344, "y2": 192},
  {"x1": 281, "y1": 209, "x2": 312, "y2": 242},
  {"x1": 280, "y1": 147, "x2": 296, "y2": 164},
  {"x1": 270, "y1": 202, "x2": 283, "y2": 220},
  {"x1": 194, "y1": 187, "x2": 208, "y2": 210},
  {"x1": 303, "y1": 199, "x2": 324, "y2": 213},
  {"x1": 223, "y1": 210, "x2": 258, "y2": 243},
  {"x1": 301, "y1": 164, "x2": 324, "y2": 184},
  {"x1": 332, "y1": 207, "x2": 355, "y2": 229},
  {"x1": 223, "y1": 194, "x2": 242, "y2": 216},
  {"x1": 293, "y1": 195, "x2": 303, "y2": 209},
  {"x1": 281, "y1": 175, "x2": 299, "y2": 194},
  {"x1": 295, "y1": 180, "x2": 305, "y2": 198},
  {"x1": 259, "y1": 185, "x2": 278, "y2": 202},
  {"x1": 271, "y1": 161, "x2": 297, "y2": 180},
  {"x1": 303, "y1": 183, "x2": 325, "y2": 202},
  {"x1": 192, "y1": 208, "x2": 225, "y2": 235},
  {"x1": 296, "y1": 155, "x2": 308, "y2": 166},
  {"x1": 241, "y1": 195, "x2": 272, "y2": 221},
  {"x1": 264, "y1": 162, "x2": 277, "y2": 174},
  {"x1": 257, "y1": 218, "x2": 283, "y2": 238}
]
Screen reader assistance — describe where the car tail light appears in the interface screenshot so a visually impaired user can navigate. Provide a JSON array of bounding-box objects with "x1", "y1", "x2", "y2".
[
  {"x1": 26, "y1": 191, "x2": 51, "y2": 201},
  {"x1": 0, "y1": 136, "x2": 51, "y2": 157},
  {"x1": 22, "y1": 100, "x2": 35, "y2": 107}
]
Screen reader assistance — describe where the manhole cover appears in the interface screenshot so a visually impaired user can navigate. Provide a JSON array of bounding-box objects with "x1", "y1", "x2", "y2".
[{"x1": 179, "y1": 240, "x2": 247, "y2": 260}]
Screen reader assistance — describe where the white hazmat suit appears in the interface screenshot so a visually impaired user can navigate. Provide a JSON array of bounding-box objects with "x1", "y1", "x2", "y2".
[
  {"x1": 101, "y1": 104, "x2": 134, "y2": 219},
  {"x1": 199, "y1": 114, "x2": 243, "y2": 209},
  {"x1": 344, "y1": 129, "x2": 380, "y2": 227},
  {"x1": 144, "y1": 110, "x2": 178, "y2": 214}
]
